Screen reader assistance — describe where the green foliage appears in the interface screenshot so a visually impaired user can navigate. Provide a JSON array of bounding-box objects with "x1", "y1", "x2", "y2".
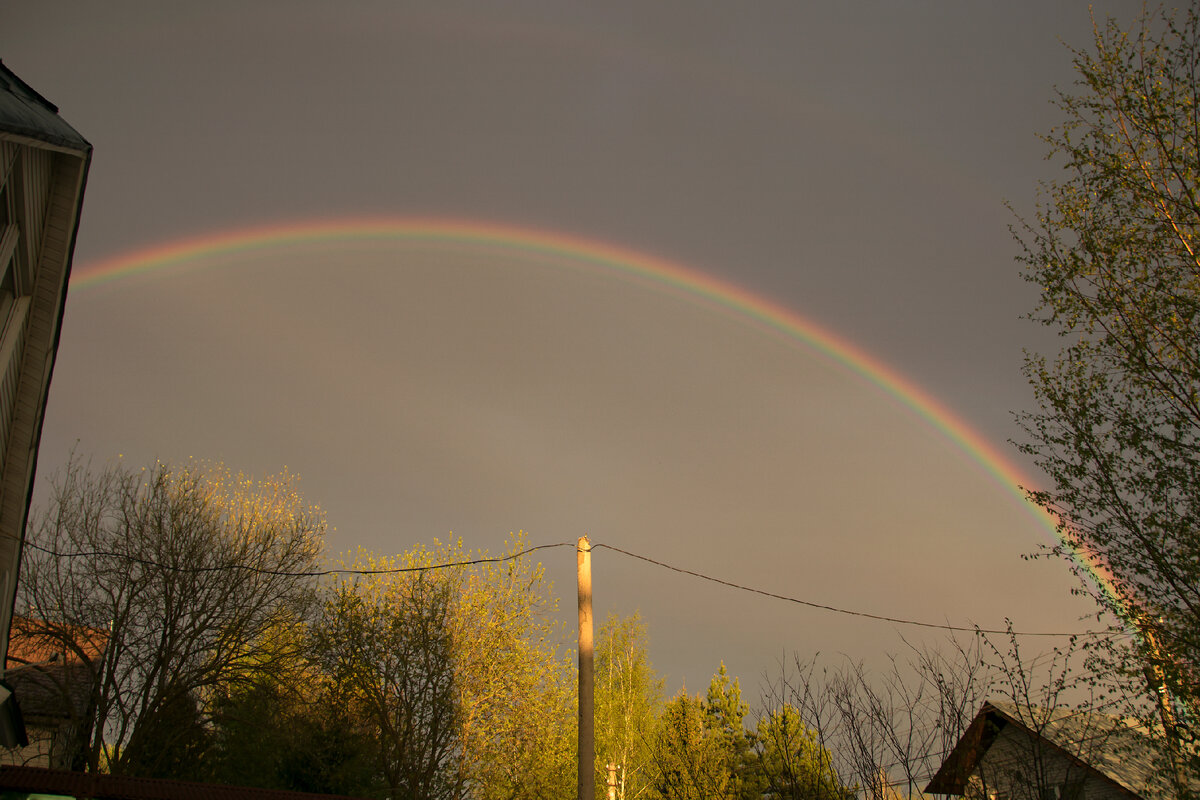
[
  {"x1": 311, "y1": 565, "x2": 461, "y2": 800},
  {"x1": 307, "y1": 535, "x2": 574, "y2": 800},
  {"x1": 116, "y1": 685, "x2": 209, "y2": 781},
  {"x1": 22, "y1": 455, "x2": 870, "y2": 799},
  {"x1": 705, "y1": 664, "x2": 756, "y2": 800},
  {"x1": 445, "y1": 535, "x2": 574, "y2": 800},
  {"x1": 649, "y1": 665, "x2": 763, "y2": 800},
  {"x1": 1013, "y1": 4, "x2": 1200, "y2": 790},
  {"x1": 202, "y1": 672, "x2": 378, "y2": 796},
  {"x1": 595, "y1": 613, "x2": 664, "y2": 800},
  {"x1": 750, "y1": 706, "x2": 854, "y2": 800},
  {"x1": 650, "y1": 690, "x2": 731, "y2": 800}
]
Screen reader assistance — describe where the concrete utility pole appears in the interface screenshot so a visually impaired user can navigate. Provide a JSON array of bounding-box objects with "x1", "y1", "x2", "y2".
[{"x1": 578, "y1": 535, "x2": 594, "y2": 800}]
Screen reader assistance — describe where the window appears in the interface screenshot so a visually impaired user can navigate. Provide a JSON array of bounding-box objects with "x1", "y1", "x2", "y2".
[
  {"x1": 1039, "y1": 779, "x2": 1085, "y2": 800},
  {"x1": 1061, "y1": 778, "x2": 1085, "y2": 800}
]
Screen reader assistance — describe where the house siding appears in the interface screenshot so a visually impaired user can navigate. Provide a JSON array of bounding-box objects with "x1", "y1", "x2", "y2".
[
  {"x1": 0, "y1": 64, "x2": 90, "y2": 674},
  {"x1": 965, "y1": 724, "x2": 1140, "y2": 800}
]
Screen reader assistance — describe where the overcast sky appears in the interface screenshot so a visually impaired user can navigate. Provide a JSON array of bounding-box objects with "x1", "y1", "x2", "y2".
[{"x1": 4, "y1": 2, "x2": 1140, "y2": 694}]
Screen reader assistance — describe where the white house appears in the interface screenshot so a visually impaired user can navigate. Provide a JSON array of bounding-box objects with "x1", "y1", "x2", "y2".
[{"x1": 0, "y1": 61, "x2": 90, "y2": 679}]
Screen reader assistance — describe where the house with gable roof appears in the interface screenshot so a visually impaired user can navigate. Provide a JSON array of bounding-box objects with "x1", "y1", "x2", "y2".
[
  {"x1": 0, "y1": 59, "x2": 91, "y2": 689},
  {"x1": 925, "y1": 701, "x2": 1191, "y2": 800},
  {"x1": 0, "y1": 617, "x2": 107, "y2": 770}
]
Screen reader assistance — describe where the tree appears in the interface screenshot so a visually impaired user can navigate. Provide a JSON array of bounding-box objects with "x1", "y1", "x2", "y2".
[
  {"x1": 445, "y1": 535, "x2": 574, "y2": 800},
  {"x1": 1013, "y1": 4, "x2": 1200, "y2": 788},
  {"x1": 964, "y1": 631, "x2": 1119, "y2": 800},
  {"x1": 648, "y1": 665, "x2": 756, "y2": 800},
  {"x1": 14, "y1": 456, "x2": 325, "y2": 775},
  {"x1": 188, "y1": 613, "x2": 378, "y2": 794},
  {"x1": 594, "y1": 613, "x2": 664, "y2": 800},
  {"x1": 650, "y1": 690, "x2": 730, "y2": 800},
  {"x1": 705, "y1": 664, "x2": 756, "y2": 800},
  {"x1": 311, "y1": 558, "x2": 461, "y2": 800},
  {"x1": 309, "y1": 535, "x2": 574, "y2": 800},
  {"x1": 201, "y1": 660, "x2": 377, "y2": 795},
  {"x1": 761, "y1": 640, "x2": 989, "y2": 799},
  {"x1": 750, "y1": 705, "x2": 853, "y2": 800}
]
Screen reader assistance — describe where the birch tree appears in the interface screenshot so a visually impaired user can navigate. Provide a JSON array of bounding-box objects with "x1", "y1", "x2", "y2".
[
  {"x1": 1014, "y1": 5, "x2": 1200, "y2": 788},
  {"x1": 595, "y1": 613, "x2": 663, "y2": 800}
]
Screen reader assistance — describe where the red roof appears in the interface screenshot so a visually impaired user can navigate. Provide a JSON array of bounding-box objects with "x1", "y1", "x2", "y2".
[{"x1": 7, "y1": 618, "x2": 108, "y2": 667}]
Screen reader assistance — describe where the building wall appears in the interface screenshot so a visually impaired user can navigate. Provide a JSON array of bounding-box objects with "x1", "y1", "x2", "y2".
[
  {"x1": 0, "y1": 140, "x2": 46, "y2": 467},
  {"x1": 0, "y1": 719, "x2": 79, "y2": 769},
  {"x1": 0, "y1": 131, "x2": 89, "y2": 669},
  {"x1": 965, "y1": 725, "x2": 1136, "y2": 800},
  {"x1": 0, "y1": 723, "x2": 54, "y2": 768}
]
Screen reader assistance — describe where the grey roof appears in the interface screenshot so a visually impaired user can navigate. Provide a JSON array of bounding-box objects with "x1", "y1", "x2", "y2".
[
  {"x1": 989, "y1": 701, "x2": 1171, "y2": 799},
  {"x1": 7, "y1": 661, "x2": 95, "y2": 724},
  {"x1": 0, "y1": 61, "x2": 90, "y2": 153},
  {"x1": 926, "y1": 701, "x2": 1185, "y2": 798},
  {"x1": 6, "y1": 620, "x2": 107, "y2": 727}
]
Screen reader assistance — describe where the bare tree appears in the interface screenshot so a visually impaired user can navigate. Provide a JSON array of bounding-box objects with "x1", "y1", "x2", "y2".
[
  {"x1": 762, "y1": 630, "x2": 1153, "y2": 800},
  {"x1": 962, "y1": 632, "x2": 1134, "y2": 800},
  {"x1": 760, "y1": 637, "x2": 990, "y2": 799},
  {"x1": 14, "y1": 456, "x2": 325, "y2": 775}
]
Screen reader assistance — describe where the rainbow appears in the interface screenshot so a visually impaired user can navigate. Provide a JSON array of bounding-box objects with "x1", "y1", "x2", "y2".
[{"x1": 70, "y1": 216, "x2": 1123, "y2": 611}]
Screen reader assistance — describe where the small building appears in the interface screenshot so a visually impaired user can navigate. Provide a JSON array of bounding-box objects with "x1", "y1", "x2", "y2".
[
  {"x1": 1, "y1": 618, "x2": 107, "y2": 770},
  {"x1": 0, "y1": 61, "x2": 91, "y2": 679},
  {"x1": 925, "y1": 701, "x2": 1182, "y2": 800}
]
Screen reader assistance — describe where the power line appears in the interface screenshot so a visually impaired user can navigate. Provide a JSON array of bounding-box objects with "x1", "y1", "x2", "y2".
[
  {"x1": 17, "y1": 536, "x2": 576, "y2": 578},
  {"x1": 591, "y1": 543, "x2": 1118, "y2": 639},
  {"x1": 16, "y1": 532, "x2": 1116, "y2": 638}
]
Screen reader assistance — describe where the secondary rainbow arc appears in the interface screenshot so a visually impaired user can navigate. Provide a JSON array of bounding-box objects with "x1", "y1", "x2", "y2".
[{"x1": 69, "y1": 216, "x2": 1123, "y2": 610}]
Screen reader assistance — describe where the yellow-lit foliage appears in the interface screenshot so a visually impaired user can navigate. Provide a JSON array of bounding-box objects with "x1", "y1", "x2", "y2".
[
  {"x1": 314, "y1": 532, "x2": 574, "y2": 800},
  {"x1": 18, "y1": 455, "x2": 328, "y2": 777},
  {"x1": 595, "y1": 612, "x2": 663, "y2": 800}
]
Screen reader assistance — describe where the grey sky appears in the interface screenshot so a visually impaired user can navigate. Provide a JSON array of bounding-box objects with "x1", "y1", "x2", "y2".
[{"x1": 3, "y1": 2, "x2": 1135, "y2": 693}]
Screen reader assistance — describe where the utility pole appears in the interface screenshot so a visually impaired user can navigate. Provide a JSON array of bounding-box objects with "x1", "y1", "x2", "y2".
[{"x1": 578, "y1": 535, "x2": 594, "y2": 800}]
